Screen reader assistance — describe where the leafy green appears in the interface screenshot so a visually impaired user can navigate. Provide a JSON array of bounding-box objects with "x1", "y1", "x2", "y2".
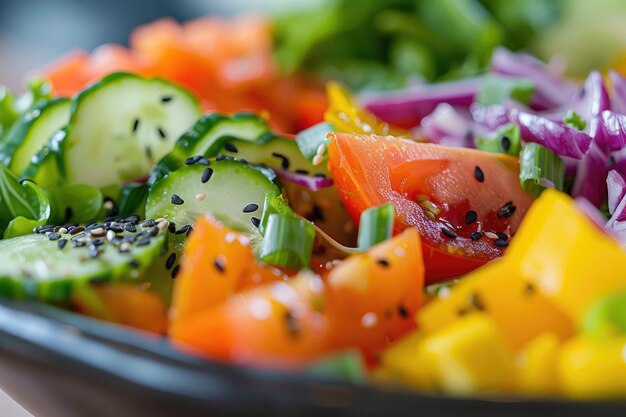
[
  {"x1": 475, "y1": 123, "x2": 522, "y2": 156},
  {"x1": 0, "y1": 79, "x2": 53, "y2": 140},
  {"x1": 563, "y1": 109, "x2": 587, "y2": 131},
  {"x1": 582, "y1": 291, "x2": 626, "y2": 338},
  {"x1": 47, "y1": 184, "x2": 104, "y2": 225},
  {"x1": 0, "y1": 167, "x2": 50, "y2": 238},
  {"x1": 273, "y1": 0, "x2": 564, "y2": 90},
  {"x1": 117, "y1": 182, "x2": 149, "y2": 218}
]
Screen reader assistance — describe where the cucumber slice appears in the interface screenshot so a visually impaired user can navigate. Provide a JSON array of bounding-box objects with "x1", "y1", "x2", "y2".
[
  {"x1": 0, "y1": 98, "x2": 70, "y2": 176},
  {"x1": 146, "y1": 159, "x2": 281, "y2": 240},
  {"x1": 0, "y1": 222, "x2": 167, "y2": 303},
  {"x1": 211, "y1": 134, "x2": 329, "y2": 177},
  {"x1": 149, "y1": 113, "x2": 270, "y2": 184},
  {"x1": 56, "y1": 72, "x2": 200, "y2": 188}
]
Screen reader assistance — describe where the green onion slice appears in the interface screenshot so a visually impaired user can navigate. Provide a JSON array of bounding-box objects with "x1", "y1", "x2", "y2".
[
  {"x1": 260, "y1": 213, "x2": 315, "y2": 270},
  {"x1": 519, "y1": 142, "x2": 565, "y2": 197},
  {"x1": 357, "y1": 203, "x2": 395, "y2": 250},
  {"x1": 475, "y1": 123, "x2": 521, "y2": 156},
  {"x1": 296, "y1": 122, "x2": 333, "y2": 161}
]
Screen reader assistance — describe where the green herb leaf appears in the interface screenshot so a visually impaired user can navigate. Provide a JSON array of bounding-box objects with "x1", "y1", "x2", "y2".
[
  {"x1": 357, "y1": 203, "x2": 395, "y2": 250},
  {"x1": 519, "y1": 143, "x2": 565, "y2": 196},
  {"x1": 117, "y1": 183, "x2": 149, "y2": 218},
  {"x1": 47, "y1": 184, "x2": 103, "y2": 225},
  {"x1": 563, "y1": 109, "x2": 587, "y2": 131}
]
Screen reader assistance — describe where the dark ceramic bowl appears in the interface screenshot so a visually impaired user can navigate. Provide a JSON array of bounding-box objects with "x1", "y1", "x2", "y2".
[{"x1": 0, "y1": 299, "x2": 622, "y2": 417}]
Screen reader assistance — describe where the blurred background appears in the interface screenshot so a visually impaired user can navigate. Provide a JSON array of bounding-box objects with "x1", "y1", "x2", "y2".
[{"x1": 2, "y1": 0, "x2": 626, "y2": 92}]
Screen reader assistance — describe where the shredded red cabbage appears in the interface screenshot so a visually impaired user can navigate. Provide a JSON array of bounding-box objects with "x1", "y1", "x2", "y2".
[{"x1": 276, "y1": 169, "x2": 334, "y2": 191}]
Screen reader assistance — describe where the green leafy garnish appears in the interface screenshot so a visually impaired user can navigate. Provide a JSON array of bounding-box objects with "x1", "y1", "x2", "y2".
[
  {"x1": 563, "y1": 109, "x2": 587, "y2": 131},
  {"x1": 475, "y1": 123, "x2": 522, "y2": 155},
  {"x1": 476, "y1": 75, "x2": 534, "y2": 105},
  {"x1": 0, "y1": 166, "x2": 50, "y2": 238},
  {"x1": 47, "y1": 184, "x2": 104, "y2": 225}
]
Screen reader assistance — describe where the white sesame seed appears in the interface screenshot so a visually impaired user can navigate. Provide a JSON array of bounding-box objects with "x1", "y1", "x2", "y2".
[
  {"x1": 312, "y1": 154, "x2": 324, "y2": 166},
  {"x1": 106, "y1": 230, "x2": 116, "y2": 241},
  {"x1": 58, "y1": 227, "x2": 68, "y2": 234},
  {"x1": 484, "y1": 232, "x2": 499, "y2": 240},
  {"x1": 316, "y1": 143, "x2": 326, "y2": 156},
  {"x1": 103, "y1": 200, "x2": 114, "y2": 210},
  {"x1": 155, "y1": 218, "x2": 167, "y2": 223},
  {"x1": 157, "y1": 220, "x2": 170, "y2": 231},
  {"x1": 90, "y1": 227, "x2": 105, "y2": 237},
  {"x1": 361, "y1": 312, "x2": 378, "y2": 328},
  {"x1": 120, "y1": 242, "x2": 131, "y2": 252},
  {"x1": 195, "y1": 193, "x2": 206, "y2": 201}
]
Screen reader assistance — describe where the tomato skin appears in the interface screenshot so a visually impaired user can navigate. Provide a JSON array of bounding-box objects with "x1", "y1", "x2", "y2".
[
  {"x1": 327, "y1": 133, "x2": 535, "y2": 283},
  {"x1": 170, "y1": 228, "x2": 424, "y2": 367}
]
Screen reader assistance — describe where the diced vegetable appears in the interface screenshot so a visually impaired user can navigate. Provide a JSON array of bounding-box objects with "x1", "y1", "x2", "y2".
[{"x1": 518, "y1": 143, "x2": 565, "y2": 196}]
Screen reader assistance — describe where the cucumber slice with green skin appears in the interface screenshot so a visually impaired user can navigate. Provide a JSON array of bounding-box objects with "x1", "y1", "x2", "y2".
[
  {"x1": 35, "y1": 72, "x2": 201, "y2": 189},
  {"x1": 211, "y1": 134, "x2": 329, "y2": 177},
  {"x1": 149, "y1": 113, "x2": 270, "y2": 185},
  {"x1": 0, "y1": 222, "x2": 167, "y2": 303},
  {"x1": 0, "y1": 98, "x2": 70, "y2": 176},
  {"x1": 146, "y1": 159, "x2": 281, "y2": 240}
]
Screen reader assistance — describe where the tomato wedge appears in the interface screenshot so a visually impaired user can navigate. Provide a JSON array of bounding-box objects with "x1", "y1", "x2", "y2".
[{"x1": 327, "y1": 133, "x2": 535, "y2": 282}]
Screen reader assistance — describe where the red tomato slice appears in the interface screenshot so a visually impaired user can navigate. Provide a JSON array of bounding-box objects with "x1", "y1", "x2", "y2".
[{"x1": 327, "y1": 133, "x2": 535, "y2": 282}]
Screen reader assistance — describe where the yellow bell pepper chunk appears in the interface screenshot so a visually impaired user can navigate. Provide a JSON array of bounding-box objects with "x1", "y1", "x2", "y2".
[
  {"x1": 323, "y1": 82, "x2": 410, "y2": 137},
  {"x1": 558, "y1": 335, "x2": 626, "y2": 399},
  {"x1": 377, "y1": 331, "x2": 434, "y2": 390},
  {"x1": 516, "y1": 332, "x2": 561, "y2": 396},
  {"x1": 417, "y1": 260, "x2": 573, "y2": 350},
  {"x1": 506, "y1": 189, "x2": 626, "y2": 322},
  {"x1": 420, "y1": 314, "x2": 516, "y2": 396}
]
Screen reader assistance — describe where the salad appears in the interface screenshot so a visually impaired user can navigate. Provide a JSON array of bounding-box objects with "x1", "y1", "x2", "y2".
[{"x1": 1, "y1": 12, "x2": 626, "y2": 402}]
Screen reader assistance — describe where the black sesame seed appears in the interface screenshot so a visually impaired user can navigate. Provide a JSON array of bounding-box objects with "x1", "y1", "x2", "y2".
[
  {"x1": 398, "y1": 305, "x2": 409, "y2": 319},
  {"x1": 469, "y1": 292, "x2": 485, "y2": 311},
  {"x1": 170, "y1": 264, "x2": 180, "y2": 279},
  {"x1": 123, "y1": 234, "x2": 138, "y2": 243},
  {"x1": 141, "y1": 220, "x2": 156, "y2": 228},
  {"x1": 284, "y1": 309, "x2": 299, "y2": 338},
  {"x1": 242, "y1": 203, "x2": 259, "y2": 213},
  {"x1": 129, "y1": 260, "x2": 140, "y2": 268},
  {"x1": 494, "y1": 239, "x2": 509, "y2": 247},
  {"x1": 165, "y1": 253, "x2": 177, "y2": 270},
  {"x1": 157, "y1": 126, "x2": 167, "y2": 140},
  {"x1": 136, "y1": 237, "x2": 151, "y2": 247},
  {"x1": 186, "y1": 226, "x2": 193, "y2": 236},
  {"x1": 122, "y1": 223, "x2": 137, "y2": 233},
  {"x1": 314, "y1": 173, "x2": 327, "y2": 178},
  {"x1": 201, "y1": 168, "x2": 213, "y2": 184},
  {"x1": 197, "y1": 158, "x2": 210, "y2": 166},
  {"x1": 250, "y1": 217, "x2": 261, "y2": 228},
  {"x1": 501, "y1": 136, "x2": 511, "y2": 152},
  {"x1": 496, "y1": 232, "x2": 508, "y2": 241},
  {"x1": 441, "y1": 226, "x2": 457, "y2": 239},
  {"x1": 474, "y1": 166, "x2": 485, "y2": 183},
  {"x1": 214, "y1": 258, "x2": 225, "y2": 273},
  {"x1": 132, "y1": 118, "x2": 140, "y2": 133},
  {"x1": 525, "y1": 282, "x2": 535, "y2": 295},
  {"x1": 497, "y1": 201, "x2": 516, "y2": 219},
  {"x1": 57, "y1": 239, "x2": 68, "y2": 250},
  {"x1": 239, "y1": 158, "x2": 249, "y2": 165},
  {"x1": 470, "y1": 231, "x2": 483, "y2": 241},
  {"x1": 47, "y1": 232, "x2": 61, "y2": 241},
  {"x1": 171, "y1": 194, "x2": 185, "y2": 205},
  {"x1": 168, "y1": 222, "x2": 177, "y2": 233},
  {"x1": 215, "y1": 154, "x2": 227, "y2": 161},
  {"x1": 147, "y1": 226, "x2": 160, "y2": 237},
  {"x1": 108, "y1": 225, "x2": 125, "y2": 234},
  {"x1": 465, "y1": 210, "x2": 477, "y2": 225},
  {"x1": 185, "y1": 155, "x2": 203, "y2": 165},
  {"x1": 224, "y1": 143, "x2": 238, "y2": 153},
  {"x1": 306, "y1": 204, "x2": 325, "y2": 223},
  {"x1": 175, "y1": 225, "x2": 191, "y2": 235},
  {"x1": 295, "y1": 169, "x2": 310, "y2": 175},
  {"x1": 145, "y1": 145, "x2": 153, "y2": 160},
  {"x1": 161, "y1": 96, "x2": 173, "y2": 103},
  {"x1": 376, "y1": 258, "x2": 390, "y2": 268},
  {"x1": 125, "y1": 215, "x2": 140, "y2": 224},
  {"x1": 72, "y1": 240, "x2": 86, "y2": 248},
  {"x1": 91, "y1": 238, "x2": 104, "y2": 246},
  {"x1": 70, "y1": 226, "x2": 85, "y2": 235},
  {"x1": 271, "y1": 152, "x2": 290, "y2": 169}
]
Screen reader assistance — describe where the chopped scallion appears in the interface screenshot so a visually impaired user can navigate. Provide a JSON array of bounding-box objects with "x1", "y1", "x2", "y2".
[
  {"x1": 260, "y1": 213, "x2": 315, "y2": 270},
  {"x1": 357, "y1": 203, "x2": 394, "y2": 250},
  {"x1": 519, "y1": 143, "x2": 565, "y2": 196},
  {"x1": 295, "y1": 122, "x2": 333, "y2": 161},
  {"x1": 475, "y1": 123, "x2": 521, "y2": 156}
]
